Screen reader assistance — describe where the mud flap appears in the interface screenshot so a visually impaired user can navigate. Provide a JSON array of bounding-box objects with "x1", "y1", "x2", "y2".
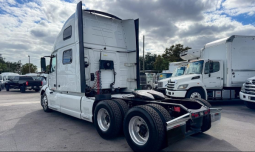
[{"x1": 166, "y1": 125, "x2": 186, "y2": 146}]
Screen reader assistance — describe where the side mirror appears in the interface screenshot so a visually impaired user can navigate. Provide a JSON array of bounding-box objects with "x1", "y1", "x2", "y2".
[{"x1": 41, "y1": 57, "x2": 46, "y2": 73}]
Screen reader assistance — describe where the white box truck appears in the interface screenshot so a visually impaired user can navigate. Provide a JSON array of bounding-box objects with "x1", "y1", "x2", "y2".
[
  {"x1": 39, "y1": 2, "x2": 221, "y2": 151},
  {"x1": 157, "y1": 61, "x2": 187, "y2": 93},
  {"x1": 166, "y1": 35, "x2": 255, "y2": 101}
]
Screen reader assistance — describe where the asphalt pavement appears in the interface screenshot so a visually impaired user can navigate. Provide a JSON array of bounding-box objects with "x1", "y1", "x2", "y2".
[{"x1": 0, "y1": 89, "x2": 255, "y2": 151}]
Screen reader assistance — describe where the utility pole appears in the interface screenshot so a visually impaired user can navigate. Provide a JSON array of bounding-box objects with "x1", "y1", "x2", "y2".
[
  {"x1": 28, "y1": 55, "x2": 30, "y2": 73},
  {"x1": 143, "y1": 35, "x2": 145, "y2": 72}
]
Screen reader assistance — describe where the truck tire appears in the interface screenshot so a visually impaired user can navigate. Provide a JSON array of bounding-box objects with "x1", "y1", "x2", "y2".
[
  {"x1": 186, "y1": 88, "x2": 206, "y2": 100},
  {"x1": 41, "y1": 93, "x2": 51, "y2": 112},
  {"x1": 5, "y1": 85, "x2": 9, "y2": 91},
  {"x1": 147, "y1": 104, "x2": 171, "y2": 122},
  {"x1": 35, "y1": 89, "x2": 40, "y2": 92},
  {"x1": 20, "y1": 86, "x2": 25, "y2": 93},
  {"x1": 190, "y1": 98, "x2": 212, "y2": 108},
  {"x1": 124, "y1": 105, "x2": 165, "y2": 152},
  {"x1": 244, "y1": 101, "x2": 255, "y2": 109},
  {"x1": 94, "y1": 100, "x2": 122, "y2": 139},
  {"x1": 112, "y1": 99, "x2": 129, "y2": 118}
]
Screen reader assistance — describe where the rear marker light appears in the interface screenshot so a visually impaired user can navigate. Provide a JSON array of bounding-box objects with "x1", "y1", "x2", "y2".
[
  {"x1": 174, "y1": 106, "x2": 181, "y2": 112},
  {"x1": 204, "y1": 109, "x2": 210, "y2": 115},
  {"x1": 192, "y1": 113, "x2": 199, "y2": 118},
  {"x1": 174, "y1": 124, "x2": 180, "y2": 128}
]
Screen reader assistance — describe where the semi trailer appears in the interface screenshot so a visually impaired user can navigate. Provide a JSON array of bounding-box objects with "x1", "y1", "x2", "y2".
[
  {"x1": 166, "y1": 36, "x2": 255, "y2": 101},
  {"x1": 40, "y1": 2, "x2": 221, "y2": 151}
]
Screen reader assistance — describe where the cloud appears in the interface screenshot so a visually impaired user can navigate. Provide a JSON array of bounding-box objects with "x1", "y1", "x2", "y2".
[
  {"x1": 222, "y1": 0, "x2": 255, "y2": 16},
  {"x1": 0, "y1": 0, "x2": 255, "y2": 72}
]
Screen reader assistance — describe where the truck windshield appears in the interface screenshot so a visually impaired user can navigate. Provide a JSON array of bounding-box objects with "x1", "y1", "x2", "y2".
[
  {"x1": 184, "y1": 60, "x2": 204, "y2": 75},
  {"x1": 158, "y1": 73, "x2": 172, "y2": 81},
  {"x1": 172, "y1": 67, "x2": 186, "y2": 77}
]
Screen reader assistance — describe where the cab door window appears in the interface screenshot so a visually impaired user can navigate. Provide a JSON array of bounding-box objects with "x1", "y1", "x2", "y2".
[
  {"x1": 62, "y1": 49, "x2": 72, "y2": 64},
  {"x1": 204, "y1": 61, "x2": 220, "y2": 74},
  {"x1": 51, "y1": 56, "x2": 57, "y2": 73}
]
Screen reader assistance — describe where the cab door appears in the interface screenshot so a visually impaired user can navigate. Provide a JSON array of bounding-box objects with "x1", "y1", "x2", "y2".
[
  {"x1": 47, "y1": 53, "x2": 60, "y2": 110},
  {"x1": 203, "y1": 60, "x2": 223, "y2": 89}
]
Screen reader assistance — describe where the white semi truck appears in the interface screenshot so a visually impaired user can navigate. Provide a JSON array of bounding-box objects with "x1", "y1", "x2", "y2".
[
  {"x1": 157, "y1": 62, "x2": 187, "y2": 94},
  {"x1": 166, "y1": 36, "x2": 255, "y2": 101},
  {"x1": 40, "y1": 2, "x2": 221, "y2": 151},
  {"x1": 240, "y1": 77, "x2": 255, "y2": 109}
]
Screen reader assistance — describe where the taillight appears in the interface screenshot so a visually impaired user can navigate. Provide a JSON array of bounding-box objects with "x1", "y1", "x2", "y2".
[
  {"x1": 204, "y1": 109, "x2": 210, "y2": 115},
  {"x1": 191, "y1": 113, "x2": 199, "y2": 118},
  {"x1": 173, "y1": 106, "x2": 181, "y2": 112},
  {"x1": 26, "y1": 81, "x2": 28, "y2": 86},
  {"x1": 41, "y1": 81, "x2": 43, "y2": 86}
]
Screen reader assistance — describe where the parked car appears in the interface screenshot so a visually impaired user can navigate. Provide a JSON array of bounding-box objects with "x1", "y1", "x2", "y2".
[
  {"x1": 5, "y1": 76, "x2": 42, "y2": 93},
  {"x1": 0, "y1": 72, "x2": 19, "y2": 89},
  {"x1": 240, "y1": 77, "x2": 255, "y2": 109},
  {"x1": 34, "y1": 76, "x2": 47, "y2": 86}
]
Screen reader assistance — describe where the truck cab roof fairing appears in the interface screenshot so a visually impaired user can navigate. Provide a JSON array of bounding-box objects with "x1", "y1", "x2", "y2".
[{"x1": 83, "y1": 10, "x2": 122, "y2": 20}]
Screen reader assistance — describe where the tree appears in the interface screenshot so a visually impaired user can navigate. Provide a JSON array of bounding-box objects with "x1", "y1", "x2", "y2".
[
  {"x1": 0, "y1": 58, "x2": 22, "y2": 74},
  {"x1": 153, "y1": 55, "x2": 169, "y2": 71},
  {"x1": 21, "y1": 63, "x2": 37, "y2": 74},
  {"x1": 162, "y1": 44, "x2": 191, "y2": 62},
  {"x1": 139, "y1": 52, "x2": 157, "y2": 71}
]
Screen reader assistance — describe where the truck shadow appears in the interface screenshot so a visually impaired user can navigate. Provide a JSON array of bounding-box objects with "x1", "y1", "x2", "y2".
[{"x1": 210, "y1": 100, "x2": 244, "y2": 106}]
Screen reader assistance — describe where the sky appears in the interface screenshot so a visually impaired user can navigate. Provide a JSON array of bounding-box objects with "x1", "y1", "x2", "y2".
[{"x1": 1, "y1": 0, "x2": 255, "y2": 71}]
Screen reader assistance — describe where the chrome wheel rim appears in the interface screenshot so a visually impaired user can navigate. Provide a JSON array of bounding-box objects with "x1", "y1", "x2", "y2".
[
  {"x1": 190, "y1": 92, "x2": 201, "y2": 99},
  {"x1": 128, "y1": 116, "x2": 149, "y2": 146},
  {"x1": 97, "y1": 108, "x2": 110, "y2": 132},
  {"x1": 43, "y1": 96, "x2": 48, "y2": 109}
]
